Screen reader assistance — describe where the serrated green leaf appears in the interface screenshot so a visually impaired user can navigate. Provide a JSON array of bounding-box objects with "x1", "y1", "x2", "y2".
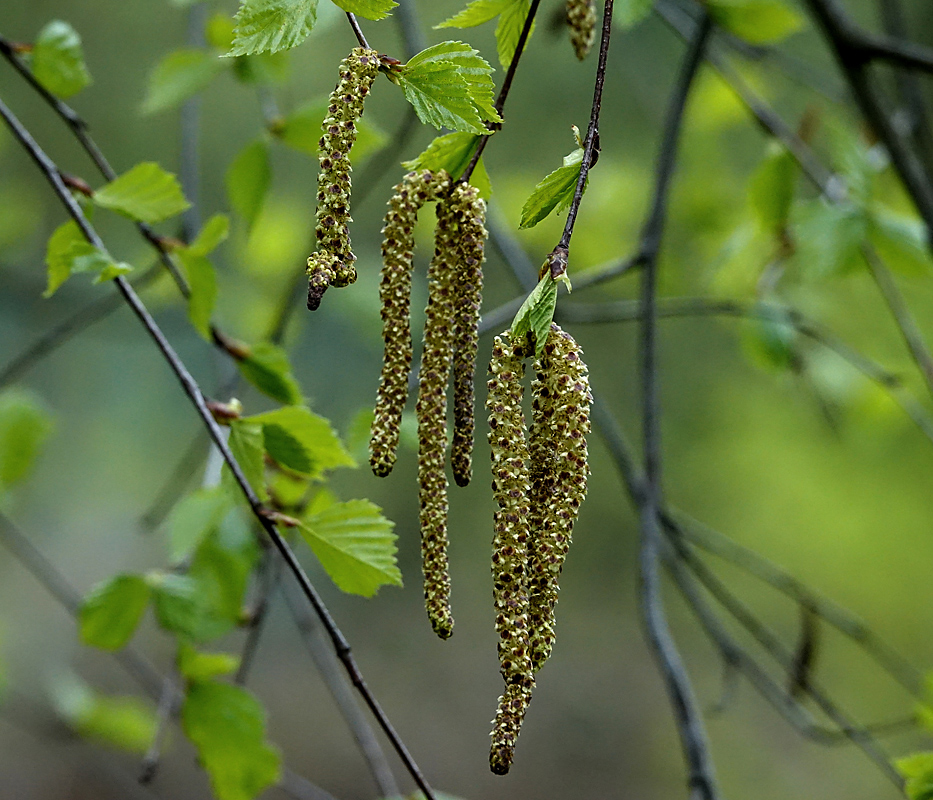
[
  {"x1": 236, "y1": 342, "x2": 303, "y2": 405},
  {"x1": 520, "y1": 148, "x2": 584, "y2": 228},
  {"x1": 177, "y1": 250, "x2": 217, "y2": 340},
  {"x1": 868, "y1": 209, "x2": 932, "y2": 277},
  {"x1": 435, "y1": 0, "x2": 515, "y2": 28},
  {"x1": 167, "y1": 486, "x2": 231, "y2": 564},
  {"x1": 615, "y1": 0, "x2": 653, "y2": 29},
  {"x1": 246, "y1": 406, "x2": 355, "y2": 476},
  {"x1": 898, "y1": 753, "x2": 933, "y2": 800},
  {"x1": 299, "y1": 499, "x2": 401, "y2": 596},
  {"x1": 495, "y1": 0, "x2": 533, "y2": 69},
  {"x1": 53, "y1": 676, "x2": 156, "y2": 754},
  {"x1": 31, "y1": 20, "x2": 92, "y2": 98},
  {"x1": 183, "y1": 681, "x2": 281, "y2": 800},
  {"x1": 749, "y1": 141, "x2": 797, "y2": 233},
  {"x1": 330, "y1": 0, "x2": 398, "y2": 20},
  {"x1": 227, "y1": 420, "x2": 268, "y2": 502},
  {"x1": 401, "y1": 131, "x2": 492, "y2": 197},
  {"x1": 93, "y1": 162, "x2": 190, "y2": 224},
  {"x1": 510, "y1": 274, "x2": 558, "y2": 357},
  {"x1": 178, "y1": 643, "x2": 240, "y2": 682},
  {"x1": 226, "y1": 140, "x2": 271, "y2": 228},
  {"x1": 79, "y1": 574, "x2": 150, "y2": 651},
  {"x1": 190, "y1": 213, "x2": 230, "y2": 256},
  {"x1": 707, "y1": 0, "x2": 803, "y2": 44},
  {"x1": 272, "y1": 99, "x2": 386, "y2": 162},
  {"x1": 188, "y1": 530, "x2": 255, "y2": 633},
  {"x1": 0, "y1": 389, "x2": 54, "y2": 488},
  {"x1": 227, "y1": 0, "x2": 319, "y2": 57},
  {"x1": 43, "y1": 220, "x2": 95, "y2": 296},
  {"x1": 141, "y1": 49, "x2": 226, "y2": 115}
]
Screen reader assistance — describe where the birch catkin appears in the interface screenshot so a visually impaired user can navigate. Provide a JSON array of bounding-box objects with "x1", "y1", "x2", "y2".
[
  {"x1": 527, "y1": 324, "x2": 592, "y2": 671},
  {"x1": 566, "y1": 0, "x2": 597, "y2": 60},
  {"x1": 370, "y1": 169, "x2": 451, "y2": 477},
  {"x1": 306, "y1": 47, "x2": 379, "y2": 310}
]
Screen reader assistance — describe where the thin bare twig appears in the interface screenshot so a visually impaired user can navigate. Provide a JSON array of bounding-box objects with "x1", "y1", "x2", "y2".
[{"x1": 346, "y1": 13, "x2": 372, "y2": 51}]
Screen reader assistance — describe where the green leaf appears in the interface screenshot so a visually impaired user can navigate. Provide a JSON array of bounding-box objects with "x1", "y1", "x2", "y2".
[
  {"x1": 510, "y1": 274, "x2": 558, "y2": 357},
  {"x1": 93, "y1": 162, "x2": 190, "y2": 224},
  {"x1": 236, "y1": 341, "x2": 303, "y2": 405},
  {"x1": 519, "y1": 148, "x2": 584, "y2": 228},
  {"x1": 227, "y1": 420, "x2": 269, "y2": 502},
  {"x1": 615, "y1": 0, "x2": 654, "y2": 29},
  {"x1": 31, "y1": 20, "x2": 92, "y2": 98},
  {"x1": 246, "y1": 406, "x2": 356, "y2": 476},
  {"x1": 53, "y1": 676, "x2": 156, "y2": 754},
  {"x1": 149, "y1": 572, "x2": 206, "y2": 637},
  {"x1": 79, "y1": 574, "x2": 150, "y2": 651},
  {"x1": 868, "y1": 209, "x2": 932, "y2": 277},
  {"x1": 177, "y1": 249, "x2": 218, "y2": 340},
  {"x1": 793, "y1": 199, "x2": 866, "y2": 278},
  {"x1": 707, "y1": 0, "x2": 803, "y2": 44},
  {"x1": 401, "y1": 131, "x2": 491, "y2": 197},
  {"x1": 495, "y1": 0, "x2": 533, "y2": 70},
  {"x1": 182, "y1": 681, "x2": 281, "y2": 800},
  {"x1": 749, "y1": 141, "x2": 797, "y2": 233},
  {"x1": 226, "y1": 140, "x2": 271, "y2": 228},
  {"x1": 178, "y1": 642, "x2": 240, "y2": 682},
  {"x1": 43, "y1": 221, "x2": 130, "y2": 295},
  {"x1": 435, "y1": 0, "x2": 514, "y2": 28},
  {"x1": 392, "y1": 41, "x2": 500, "y2": 135},
  {"x1": 141, "y1": 48, "x2": 226, "y2": 115},
  {"x1": 898, "y1": 753, "x2": 933, "y2": 800},
  {"x1": 188, "y1": 530, "x2": 255, "y2": 632},
  {"x1": 190, "y1": 213, "x2": 231, "y2": 256},
  {"x1": 0, "y1": 389, "x2": 54, "y2": 488},
  {"x1": 166, "y1": 486, "x2": 231, "y2": 564},
  {"x1": 228, "y1": 0, "x2": 319, "y2": 57},
  {"x1": 299, "y1": 499, "x2": 401, "y2": 596},
  {"x1": 329, "y1": 0, "x2": 398, "y2": 21},
  {"x1": 272, "y1": 99, "x2": 387, "y2": 162}
]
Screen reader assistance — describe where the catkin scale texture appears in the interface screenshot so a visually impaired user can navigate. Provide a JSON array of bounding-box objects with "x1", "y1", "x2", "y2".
[
  {"x1": 566, "y1": 0, "x2": 597, "y2": 60},
  {"x1": 370, "y1": 169, "x2": 451, "y2": 478},
  {"x1": 527, "y1": 324, "x2": 592, "y2": 671},
  {"x1": 306, "y1": 47, "x2": 379, "y2": 310}
]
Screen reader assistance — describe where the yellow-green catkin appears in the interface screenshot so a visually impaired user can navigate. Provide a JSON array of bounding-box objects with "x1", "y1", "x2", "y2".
[
  {"x1": 487, "y1": 334, "x2": 535, "y2": 774},
  {"x1": 527, "y1": 323, "x2": 592, "y2": 672},
  {"x1": 450, "y1": 183, "x2": 487, "y2": 488},
  {"x1": 566, "y1": 0, "x2": 597, "y2": 60},
  {"x1": 415, "y1": 197, "x2": 460, "y2": 640},
  {"x1": 370, "y1": 169, "x2": 451, "y2": 478},
  {"x1": 306, "y1": 47, "x2": 379, "y2": 311}
]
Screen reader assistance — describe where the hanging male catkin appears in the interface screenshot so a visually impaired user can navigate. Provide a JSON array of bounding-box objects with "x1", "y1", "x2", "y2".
[
  {"x1": 449, "y1": 183, "x2": 487, "y2": 488},
  {"x1": 527, "y1": 324, "x2": 592, "y2": 671},
  {"x1": 566, "y1": 0, "x2": 597, "y2": 60},
  {"x1": 306, "y1": 47, "x2": 380, "y2": 311},
  {"x1": 415, "y1": 195, "x2": 460, "y2": 640},
  {"x1": 486, "y1": 334, "x2": 535, "y2": 774},
  {"x1": 370, "y1": 169, "x2": 451, "y2": 478}
]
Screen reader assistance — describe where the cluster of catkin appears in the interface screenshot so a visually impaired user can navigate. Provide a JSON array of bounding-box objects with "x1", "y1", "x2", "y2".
[
  {"x1": 307, "y1": 47, "x2": 380, "y2": 311},
  {"x1": 487, "y1": 323, "x2": 592, "y2": 774},
  {"x1": 369, "y1": 170, "x2": 487, "y2": 640},
  {"x1": 566, "y1": 0, "x2": 597, "y2": 60}
]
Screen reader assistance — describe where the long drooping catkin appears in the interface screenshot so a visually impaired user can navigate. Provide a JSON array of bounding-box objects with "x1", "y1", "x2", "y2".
[
  {"x1": 415, "y1": 198, "x2": 459, "y2": 640},
  {"x1": 566, "y1": 0, "x2": 597, "y2": 60},
  {"x1": 370, "y1": 169, "x2": 451, "y2": 477},
  {"x1": 487, "y1": 334, "x2": 535, "y2": 774},
  {"x1": 527, "y1": 324, "x2": 592, "y2": 672},
  {"x1": 306, "y1": 47, "x2": 379, "y2": 310},
  {"x1": 449, "y1": 183, "x2": 487, "y2": 488}
]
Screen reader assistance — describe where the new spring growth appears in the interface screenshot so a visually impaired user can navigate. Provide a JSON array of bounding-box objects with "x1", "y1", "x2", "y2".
[
  {"x1": 306, "y1": 47, "x2": 379, "y2": 311},
  {"x1": 370, "y1": 169, "x2": 451, "y2": 478},
  {"x1": 566, "y1": 0, "x2": 597, "y2": 60}
]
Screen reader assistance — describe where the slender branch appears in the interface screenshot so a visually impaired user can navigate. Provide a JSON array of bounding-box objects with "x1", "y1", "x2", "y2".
[
  {"x1": 558, "y1": 0, "x2": 614, "y2": 253},
  {"x1": 0, "y1": 95, "x2": 438, "y2": 800},
  {"x1": 346, "y1": 13, "x2": 372, "y2": 51}
]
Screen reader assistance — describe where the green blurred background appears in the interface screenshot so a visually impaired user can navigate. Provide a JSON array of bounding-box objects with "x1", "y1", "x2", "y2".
[{"x1": 3, "y1": 0, "x2": 933, "y2": 797}]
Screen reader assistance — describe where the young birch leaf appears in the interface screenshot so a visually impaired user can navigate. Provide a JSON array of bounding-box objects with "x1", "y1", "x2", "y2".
[
  {"x1": 166, "y1": 486, "x2": 231, "y2": 564},
  {"x1": 227, "y1": 0, "x2": 319, "y2": 57},
  {"x1": 510, "y1": 275, "x2": 558, "y2": 357},
  {"x1": 182, "y1": 682, "x2": 281, "y2": 800},
  {"x1": 178, "y1": 643, "x2": 240, "y2": 683},
  {"x1": 189, "y1": 213, "x2": 231, "y2": 257},
  {"x1": 226, "y1": 140, "x2": 271, "y2": 228},
  {"x1": 271, "y1": 99, "x2": 387, "y2": 162},
  {"x1": 749, "y1": 141, "x2": 798, "y2": 233},
  {"x1": 31, "y1": 21, "x2": 92, "y2": 98},
  {"x1": 401, "y1": 131, "x2": 492, "y2": 197},
  {"x1": 615, "y1": 0, "x2": 654, "y2": 29},
  {"x1": 329, "y1": 0, "x2": 398, "y2": 21},
  {"x1": 177, "y1": 250, "x2": 217, "y2": 340},
  {"x1": 869, "y1": 209, "x2": 932, "y2": 277},
  {"x1": 226, "y1": 420, "x2": 268, "y2": 501},
  {"x1": 93, "y1": 162, "x2": 190, "y2": 224},
  {"x1": 495, "y1": 0, "x2": 533, "y2": 69},
  {"x1": 141, "y1": 49, "x2": 226, "y2": 115},
  {"x1": 520, "y1": 148, "x2": 584, "y2": 228},
  {"x1": 44, "y1": 220, "x2": 95, "y2": 297},
  {"x1": 299, "y1": 499, "x2": 402, "y2": 596},
  {"x1": 436, "y1": 0, "x2": 515, "y2": 28},
  {"x1": 706, "y1": 0, "x2": 803, "y2": 44},
  {"x1": 236, "y1": 342, "x2": 303, "y2": 405},
  {"x1": 246, "y1": 406, "x2": 355, "y2": 476},
  {"x1": 79, "y1": 574, "x2": 150, "y2": 651},
  {"x1": 897, "y1": 753, "x2": 933, "y2": 800},
  {"x1": 53, "y1": 677, "x2": 156, "y2": 754},
  {"x1": 0, "y1": 389, "x2": 54, "y2": 488}
]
